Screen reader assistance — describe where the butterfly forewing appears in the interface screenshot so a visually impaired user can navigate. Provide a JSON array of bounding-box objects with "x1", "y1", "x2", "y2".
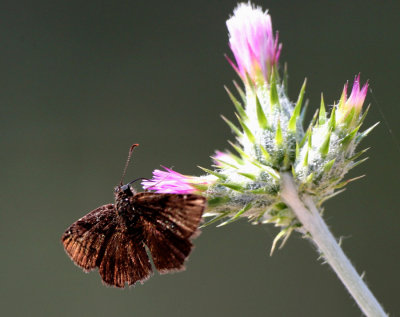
[
  {"x1": 132, "y1": 193, "x2": 205, "y2": 238},
  {"x1": 62, "y1": 204, "x2": 117, "y2": 271}
]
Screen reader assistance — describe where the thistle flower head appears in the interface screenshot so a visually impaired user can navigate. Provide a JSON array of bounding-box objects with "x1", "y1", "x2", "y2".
[
  {"x1": 147, "y1": 3, "x2": 376, "y2": 253},
  {"x1": 142, "y1": 166, "x2": 216, "y2": 194},
  {"x1": 227, "y1": 2, "x2": 281, "y2": 84}
]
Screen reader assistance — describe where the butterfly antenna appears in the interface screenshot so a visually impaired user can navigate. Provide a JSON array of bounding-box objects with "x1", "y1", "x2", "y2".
[
  {"x1": 120, "y1": 143, "x2": 139, "y2": 185},
  {"x1": 128, "y1": 177, "x2": 151, "y2": 185}
]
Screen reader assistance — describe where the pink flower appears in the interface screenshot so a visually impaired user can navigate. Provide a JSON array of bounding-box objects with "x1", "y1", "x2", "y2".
[
  {"x1": 142, "y1": 166, "x2": 215, "y2": 194},
  {"x1": 344, "y1": 74, "x2": 368, "y2": 112},
  {"x1": 337, "y1": 74, "x2": 368, "y2": 124},
  {"x1": 226, "y1": 2, "x2": 281, "y2": 83}
]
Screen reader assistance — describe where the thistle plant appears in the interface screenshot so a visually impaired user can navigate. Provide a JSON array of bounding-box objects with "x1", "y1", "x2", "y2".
[{"x1": 143, "y1": 3, "x2": 387, "y2": 316}]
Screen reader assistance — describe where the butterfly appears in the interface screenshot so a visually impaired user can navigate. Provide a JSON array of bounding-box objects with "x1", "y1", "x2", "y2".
[{"x1": 61, "y1": 144, "x2": 206, "y2": 288}]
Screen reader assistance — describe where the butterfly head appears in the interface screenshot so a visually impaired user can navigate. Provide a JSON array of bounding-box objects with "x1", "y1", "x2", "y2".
[
  {"x1": 114, "y1": 184, "x2": 135, "y2": 199},
  {"x1": 115, "y1": 144, "x2": 140, "y2": 201}
]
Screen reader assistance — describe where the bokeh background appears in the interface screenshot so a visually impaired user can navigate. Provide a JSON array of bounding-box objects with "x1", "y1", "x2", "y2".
[{"x1": 2, "y1": 1, "x2": 399, "y2": 316}]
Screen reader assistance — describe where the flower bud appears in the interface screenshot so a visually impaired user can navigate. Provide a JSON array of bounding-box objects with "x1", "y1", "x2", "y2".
[{"x1": 336, "y1": 74, "x2": 368, "y2": 128}]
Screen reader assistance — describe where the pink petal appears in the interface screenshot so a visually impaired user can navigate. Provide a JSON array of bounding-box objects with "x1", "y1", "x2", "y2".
[{"x1": 226, "y1": 3, "x2": 281, "y2": 82}]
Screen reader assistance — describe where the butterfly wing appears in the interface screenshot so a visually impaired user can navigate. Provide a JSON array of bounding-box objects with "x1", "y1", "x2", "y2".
[
  {"x1": 133, "y1": 193, "x2": 205, "y2": 238},
  {"x1": 132, "y1": 193, "x2": 206, "y2": 273},
  {"x1": 62, "y1": 204, "x2": 117, "y2": 272},
  {"x1": 97, "y1": 230, "x2": 152, "y2": 288},
  {"x1": 62, "y1": 204, "x2": 153, "y2": 287}
]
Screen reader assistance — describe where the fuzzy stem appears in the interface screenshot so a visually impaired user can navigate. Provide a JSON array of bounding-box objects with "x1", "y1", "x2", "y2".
[{"x1": 280, "y1": 173, "x2": 387, "y2": 317}]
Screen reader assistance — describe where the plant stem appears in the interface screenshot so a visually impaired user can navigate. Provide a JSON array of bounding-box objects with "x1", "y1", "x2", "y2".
[{"x1": 280, "y1": 173, "x2": 387, "y2": 317}]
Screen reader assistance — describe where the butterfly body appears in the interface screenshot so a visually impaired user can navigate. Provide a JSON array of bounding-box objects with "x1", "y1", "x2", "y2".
[
  {"x1": 114, "y1": 186, "x2": 141, "y2": 227},
  {"x1": 62, "y1": 185, "x2": 205, "y2": 288}
]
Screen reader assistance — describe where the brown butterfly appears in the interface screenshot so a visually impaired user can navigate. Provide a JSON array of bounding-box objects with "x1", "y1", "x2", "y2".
[{"x1": 61, "y1": 144, "x2": 206, "y2": 288}]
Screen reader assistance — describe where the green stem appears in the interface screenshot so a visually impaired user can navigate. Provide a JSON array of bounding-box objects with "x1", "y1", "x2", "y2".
[{"x1": 280, "y1": 173, "x2": 387, "y2": 317}]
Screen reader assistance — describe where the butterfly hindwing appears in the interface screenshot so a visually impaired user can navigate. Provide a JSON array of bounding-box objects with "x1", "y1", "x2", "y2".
[
  {"x1": 98, "y1": 231, "x2": 152, "y2": 287},
  {"x1": 131, "y1": 193, "x2": 206, "y2": 273},
  {"x1": 142, "y1": 218, "x2": 193, "y2": 273}
]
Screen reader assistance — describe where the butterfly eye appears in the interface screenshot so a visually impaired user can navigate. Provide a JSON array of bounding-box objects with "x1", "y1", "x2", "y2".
[{"x1": 121, "y1": 185, "x2": 133, "y2": 196}]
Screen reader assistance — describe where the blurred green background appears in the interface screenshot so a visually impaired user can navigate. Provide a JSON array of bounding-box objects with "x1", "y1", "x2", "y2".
[{"x1": 1, "y1": 1, "x2": 399, "y2": 316}]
